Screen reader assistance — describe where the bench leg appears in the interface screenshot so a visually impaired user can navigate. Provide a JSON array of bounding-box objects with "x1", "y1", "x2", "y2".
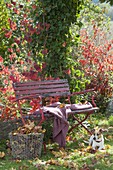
[
  {"x1": 18, "y1": 101, "x2": 26, "y2": 125},
  {"x1": 43, "y1": 142, "x2": 47, "y2": 154},
  {"x1": 68, "y1": 112, "x2": 93, "y2": 135},
  {"x1": 38, "y1": 108, "x2": 45, "y2": 126}
]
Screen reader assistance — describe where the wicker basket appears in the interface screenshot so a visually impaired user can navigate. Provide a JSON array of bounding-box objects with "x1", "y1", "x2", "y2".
[{"x1": 9, "y1": 132, "x2": 44, "y2": 159}]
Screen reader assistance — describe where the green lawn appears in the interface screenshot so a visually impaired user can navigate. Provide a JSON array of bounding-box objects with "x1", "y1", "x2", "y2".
[{"x1": 0, "y1": 114, "x2": 113, "y2": 170}]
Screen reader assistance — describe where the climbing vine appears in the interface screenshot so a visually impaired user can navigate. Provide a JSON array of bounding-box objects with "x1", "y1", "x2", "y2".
[{"x1": 30, "y1": 0, "x2": 84, "y2": 80}]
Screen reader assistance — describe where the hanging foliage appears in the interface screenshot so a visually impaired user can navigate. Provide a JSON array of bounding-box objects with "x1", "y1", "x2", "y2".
[{"x1": 30, "y1": 0, "x2": 84, "y2": 79}]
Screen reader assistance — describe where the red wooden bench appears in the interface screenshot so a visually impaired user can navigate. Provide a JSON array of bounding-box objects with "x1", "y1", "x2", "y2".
[{"x1": 13, "y1": 79, "x2": 99, "y2": 136}]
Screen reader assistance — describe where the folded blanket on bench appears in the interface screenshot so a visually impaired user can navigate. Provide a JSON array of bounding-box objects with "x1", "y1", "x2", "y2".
[
  {"x1": 69, "y1": 102, "x2": 93, "y2": 110},
  {"x1": 47, "y1": 102, "x2": 93, "y2": 110},
  {"x1": 33, "y1": 102, "x2": 93, "y2": 147},
  {"x1": 33, "y1": 106, "x2": 70, "y2": 147},
  {"x1": 43, "y1": 106, "x2": 69, "y2": 147}
]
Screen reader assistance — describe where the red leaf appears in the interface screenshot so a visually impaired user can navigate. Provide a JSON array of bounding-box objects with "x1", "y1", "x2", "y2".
[
  {"x1": 32, "y1": 5, "x2": 37, "y2": 10},
  {"x1": 14, "y1": 37, "x2": 21, "y2": 45},
  {"x1": 42, "y1": 49, "x2": 48, "y2": 55},
  {"x1": 62, "y1": 42, "x2": 66, "y2": 47},
  {"x1": 42, "y1": 62, "x2": 46, "y2": 69},
  {"x1": 10, "y1": 21, "x2": 17, "y2": 31},
  {"x1": 9, "y1": 75, "x2": 17, "y2": 82},
  {"x1": 5, "y1": 31, "x2": 12, "y2": 38},
  {"x1": 45, "y1": 23, "x2": 50, "y2": 31},
  {"x1": 8, "y1": 48, "x2": 13, "y2": 53},
  {"x1": 13, "y1": 8, "x2": 20, "y2": 15},
  {"x1": 0, "y1": 56, "x2": 3, "y2": 63},
  {"x1": 6, "y1": 3, "x2": 12, "y2": 8},
  {"x1": 79, "y1": 59, "x2": 87, "y2": 66},
  {"x1": 64, "y1": 69, "x2": 71, "y2": 75},
  {"x1": 34, "y1": 63, "x2": 42, "y2": 71}
]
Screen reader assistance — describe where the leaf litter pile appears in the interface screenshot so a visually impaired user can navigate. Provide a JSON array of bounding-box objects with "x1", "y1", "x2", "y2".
[{"x1": 12, "y1": 120, "x2": 46, "y2": 135}]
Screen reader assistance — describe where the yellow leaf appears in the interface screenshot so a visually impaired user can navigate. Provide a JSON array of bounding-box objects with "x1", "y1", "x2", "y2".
[
  {"x1": 15, "y1": 159, "x2": 21, "y2": 163},
  {"x1": 63, "y1": 161, "x2": 69, "y2": 167},
  {"x1": 105, "y1": 144, "x2": 111, "y2": 149},
  {"x1": 47, "y1": 158, "x2": 58, "y2": 165},
  {"x1": 59, "y1": 103, "x2": 65, "y2": 108},
  {"x1": 42, "y1": 129, "x2": 46, "y2": 133},
  {"x1": 59, "y1": 147, "x2": 65, "y2": 152},
  {"x1": 107, "y1": 135, "x2": 112, "y2": 139},
  {"x1": 74, "y1": 149, "x2": 78, "y2": 152},
  {"x1": 86, "y1": 146, "x2": 92, "y2": 150},
  {"x1": 0, "y1": 151, "x2": 5, "y2": 158},
  {"x1": 24, "y1": 120, "x2": 35, "y2": 130}
]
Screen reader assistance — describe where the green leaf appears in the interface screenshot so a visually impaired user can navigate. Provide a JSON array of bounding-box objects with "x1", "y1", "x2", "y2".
[{"x1": 75, "y1": 70, "x2": 82, "y2": 77}]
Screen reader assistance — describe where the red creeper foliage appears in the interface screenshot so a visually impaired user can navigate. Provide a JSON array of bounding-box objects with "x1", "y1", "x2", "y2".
[{"x1": 79, "y1": 22, "x2": 113, "y2": 110}]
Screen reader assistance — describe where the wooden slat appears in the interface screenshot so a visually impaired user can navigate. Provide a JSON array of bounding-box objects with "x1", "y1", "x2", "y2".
[
  {"x1": 15, "y1": 92, "x2": 71, "y2": 99},
  {"x1": 14, "y1": 83, "x2": 69, "y2": 91},
  {"x1": 13, "y1": 79, "x2": 68, "y2": 87},
  {"x1": 15, "y1": 87, "x2": 70, "y2": 95},
  {"x1": 13, "y1": 79, "x2": 71, "y2": 99}
]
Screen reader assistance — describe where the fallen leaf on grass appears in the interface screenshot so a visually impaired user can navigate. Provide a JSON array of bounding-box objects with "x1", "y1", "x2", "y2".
[
  {"x1": 107, "y1": 135, "x2": 113, "y2": 139},
  {"x1": 32, "y1": 158, "x2": 46, "y2": 167},
  {"x1": 46, "y1": 158, "x2": 59, "y2": 166},
  {"x1": 15, "y1": 159, "x2": 21, "y2": 163},
  {"x1": 80, "y1": 163, "x2": 90, "y2": 170},
  {"x1": 47, "y1": 159, "x2": 78, "y2": 169},
  {"x1": 91, "y1": 158, "x2": 98, "y2": 165},
  {"x1": 0, "y1": 151, "x2": 5, "y2": 158},
  {"x1": 84, "y1": 146, "x2": 97, "y2": 154},
  {"x1": 52, "y1": 149, "x2": 67, "y2": 158},
  {"x1": 66, "y1": 136, "x2": 73, "y2": 142},
  {"x1": 28, "y1": 160, "x2": 33, "y2": 164},
  {"x1": 33, "y1": 157, "x2": 79, "y2": 169},
  {"x1": 105, "y1": 144, "x2": 111, "y2": 149},
  {"x1": 18, "y1": 165, "x2": 29, "y2": 170}
]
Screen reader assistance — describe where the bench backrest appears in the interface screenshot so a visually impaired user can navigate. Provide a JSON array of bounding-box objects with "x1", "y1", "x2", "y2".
[{"x1": 13, "y1": 79, "x2": 71, "y2": 100}]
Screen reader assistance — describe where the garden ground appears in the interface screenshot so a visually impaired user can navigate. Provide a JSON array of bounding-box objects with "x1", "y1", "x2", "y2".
[{"x1": 0, "y1": 113, "x2": 113, "y2": 170}]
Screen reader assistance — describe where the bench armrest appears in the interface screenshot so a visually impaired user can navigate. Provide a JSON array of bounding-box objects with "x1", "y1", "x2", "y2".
[
  {"x1": 70, "y1": 88, "x2": 97, "y2": 107},
  {"x1": 70, "y1": 88, "x2": 96, "y2": 96}
]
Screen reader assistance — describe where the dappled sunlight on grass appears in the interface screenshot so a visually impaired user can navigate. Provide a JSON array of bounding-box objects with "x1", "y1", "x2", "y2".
[{"x1": 32, "y1": 115, "x2": 113, "y2": 169}]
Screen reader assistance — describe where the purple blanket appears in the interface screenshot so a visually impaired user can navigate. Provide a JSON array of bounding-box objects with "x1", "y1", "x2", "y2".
[
  {"x1": 43, "y1": 106, "x2": 70, "y2": 147},
  {"x1": 33, "y1": 102, "x2": 93, "y2": 147}
]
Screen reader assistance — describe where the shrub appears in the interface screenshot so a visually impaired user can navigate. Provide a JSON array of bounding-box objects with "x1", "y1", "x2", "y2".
[
  {"x1": 78, "y1": 22, "x2": 113, "y2": 111},
  {"x1": 0, "y1": 0, "x2": 10, "y2": 58}
]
